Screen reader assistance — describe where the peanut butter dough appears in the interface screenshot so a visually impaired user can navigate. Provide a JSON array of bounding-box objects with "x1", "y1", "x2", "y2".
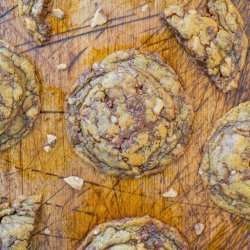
[
  {"x1": 199, "y1": 102, "x2": 250, "y2": 220},
  {"x1": 18, "y1": 0, "x2": 51, "y2": 44},
  {"x1": 162, "y1": 0, "x2": 248, "y2": 92},
  {"x1": 76, "y1": 216, "x2": 189, "y2": 250},
  {"x1": 66, "y1": 50, "x2": 193, "y2": 178},
  {"x1": 0, "y1": 40, "x2": 40, "y2": 151},
  {"x1": 0, "y1": 195, "x2": 42, "y2": 249}
]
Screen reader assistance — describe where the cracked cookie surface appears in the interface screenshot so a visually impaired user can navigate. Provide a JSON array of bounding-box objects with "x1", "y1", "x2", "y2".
[
  {"x1": 199, "y1": 101, "x2": 250, "y2": 220},
  {"x1": 162, "y1": 0, "x2": 248, "y2": 92},
  {"x1": 66, "y1": 50, "x2": 193, "y2": 178},
  {"x1": 0, "y1": 195, "x2": 42, "y2": 249},
  {"x1": 18, "y1": 0, "x2": 51, "y2": 44},
  {"x1": 0, "y1": 40, "x2": 40, "y2": 151},
  {"x1": 76, "y1": 216, "x2": 189, "y2": 250}
]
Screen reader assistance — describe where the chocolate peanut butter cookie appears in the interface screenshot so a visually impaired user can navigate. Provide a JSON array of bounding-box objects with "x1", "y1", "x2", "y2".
[
  {"x1": 162, "y1": 0, "x2": 248, "y2": 92},
  {"x1": 18, "y1": 0, "x2": 51, "y2": 44},
  {"x1": 66, "y1": 50, "x2": 193, "y2": 178},
  {"x1": 0, "y1": 195, "x2": 42, "y2": 249},
  {"x1": 0, "y1": 40, "x2": 40, "y2": 151},
  {"x1": 77, "y1": 216, "x2": 189, "y2": 249},
  {"x1": 199, "y1": 101, "x2": 250, "y2": 220}
]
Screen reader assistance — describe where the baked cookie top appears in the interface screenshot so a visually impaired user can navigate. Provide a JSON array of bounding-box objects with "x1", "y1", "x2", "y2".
[
  {"x1": 18, "y1": 0, "x2": 51, "y2": 44},
  {"x1": 0, "y1": 40, "x2": 40, "y2": 151},
  {"x1": 66, "y1": 50, "x2": 193, "y2": 178},
  {"x1": 0, "y1": 195, "x2": 42, "y2": 249},
  {"x1": 162, "y1": 0, "x2": 248, "y2": 92},
  {"x1": 76, "y1": 216, "x2": 189, "y2": 250},
  {"x1": 199, "y1": 101, "x2": 250, "y2": 220}
]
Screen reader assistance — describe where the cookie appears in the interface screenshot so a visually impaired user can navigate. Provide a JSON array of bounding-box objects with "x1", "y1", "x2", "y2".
[
  {"x1": 18, "y1": 0, "x2": 51, "y2": 44},
  {"x1": 76, "y1": 216, "x2": 189, "y2": 249},
  {"x1": 66, "y1": 50, "x2": 193, "y2": 178},
  {"x1": 0, "y1": 40, "x2": 40, "y2": 151},
  {"x1": 162, "y1": 0, "x2": 248, "y2": 92},
  {"x1": 0, "y1": 195, "x2": 42, "y2": 249},
  {"x1": 199, "y1": 102, "x2": 250, "y2": 220}
]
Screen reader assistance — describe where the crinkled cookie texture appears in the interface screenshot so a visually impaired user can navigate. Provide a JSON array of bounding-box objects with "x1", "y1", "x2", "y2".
[
  {"x1": 18, "y1": 0, "x2": 51, "y2": 44},
  {"x1": 76, "y1": 216, "x2": 189, "y2": 250},
  {"x1": 0, "y1": 40, "x2": 40, "y2": 151},
  {"x1": 0, "y1": 195, "x2": 42, "y2": 249},
  {"x1": 162, "y1": 0, "x2": 248, "y2": 92},
  {"x1": 66, "y1": 50, "x2": 193, "y2": 178},
  {"x1": 199, "y1": 102, "x2": 250, "y2": 220}
]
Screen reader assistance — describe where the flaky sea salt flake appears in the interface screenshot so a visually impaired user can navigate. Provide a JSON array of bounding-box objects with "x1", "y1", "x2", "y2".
[
  {"x1": 47, "y1": 134, "x2": 57, "y2": 144},
  {"x1": 53, "y1": 8, "x2": 65, "y2": 19},
  {"x1": 44, "y1": 228, "x2": 51, "y2": 235},
  {"x1": 161, "y1": 187, "x2": 178, "y2": 198},
  {"x1": 91, "y1": 9, "x2": 108, "y2": 28},
  {"x1": 141, "y1": 4, "x2": 149, "y2": 12},
  {"x1": 63, "y1": 176, "x2": 84, "y2": 190},
  {"x1": 194, "y1": 223, "x2": 205, "y2": 235},
  {"x1": 57, "y1": 63, "x2": 68, "y2": 71}
]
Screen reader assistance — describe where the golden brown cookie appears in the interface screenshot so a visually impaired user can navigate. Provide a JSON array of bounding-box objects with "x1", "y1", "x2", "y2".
[
  {"x1": 0, "y1": 195, "x2": 42, "y2": 249},
  {"x1": 76, "y1": 216, "x2": 189, "y2": 250},
  {"x1": 161, "y1": 0, "x2": 248, "y2": 92},
  {"x1": 18, "y1": 0, "x2": 51, "y2": 44},
  {"x1": 0, "y1": 40, "x2": 40, "y2": 151},
  {"x1": 66, "y1": 50, "x2": 193, "y2": 178},
  {"x1": 199, "y1": 102, "x2": 250, "y2": 220}
]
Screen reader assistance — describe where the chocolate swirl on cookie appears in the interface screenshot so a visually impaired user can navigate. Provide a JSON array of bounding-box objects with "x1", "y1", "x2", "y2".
[
  {"x1": 66, "y1": 50, "x2": 193, "y2": 178},
  {"x1": 162, "y1": 0, "x2": 248, "y2": 92},
  {"x1": 200, "y1": 102, "x2": 250, "y2": 220},
  {"x1": 0, "y1": 40, "x2": 40, "y2": 151}
]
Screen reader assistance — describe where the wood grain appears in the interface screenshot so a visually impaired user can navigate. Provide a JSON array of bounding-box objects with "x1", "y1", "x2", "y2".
[{"x1": 0, "y1": 0, "x2": 249, "y2": 249}]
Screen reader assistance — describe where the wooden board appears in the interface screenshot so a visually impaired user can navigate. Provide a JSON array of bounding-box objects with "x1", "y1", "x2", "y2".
[{"x1": 0, "y1": 0, "x2": 249, "y2": 249}]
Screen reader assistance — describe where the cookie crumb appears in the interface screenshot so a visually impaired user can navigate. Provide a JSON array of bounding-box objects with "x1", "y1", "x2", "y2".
[
  {"x1": 44, "y1": 228, "x2": 51, "y2": 235},
  {"x1": 162, "y1": 187, "x2": 178, "y2": 198},
  {"x1": 91, "y1": 8, "x2": 108, "y2": 28},
  {"x1": 53, "y1": 8, "x2": 65, "y2": 19},
  {"x1": 194, "y1": 223, "x2": 205, "y2": 235},
  {"x1": 141, "y1": 4, "x2": 149, "y2": 12},
  {"x1": 44, "y1": 145, "x2": 51, "y2": 152},
  {"x1": 63, "y1": 176, "x2": 84, "y2": 190},
  {"x1": 57, "y1": 63, "x2": 68, "y2": 71}
]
